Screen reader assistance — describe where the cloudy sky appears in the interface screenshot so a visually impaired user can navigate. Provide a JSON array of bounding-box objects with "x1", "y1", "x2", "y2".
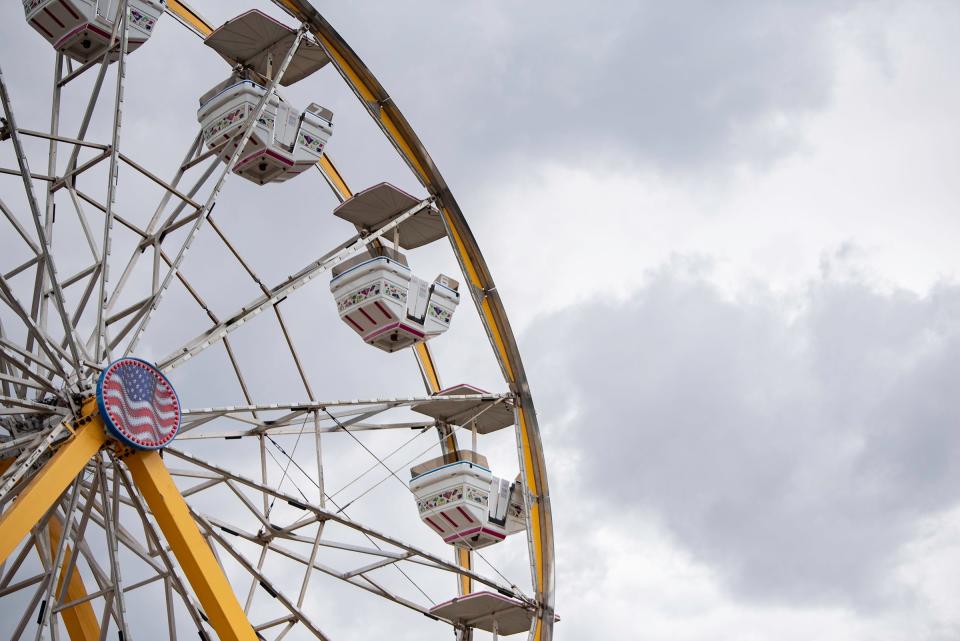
[{"x1": 3, "y1": 1, "x2": 960, "y2": 640}]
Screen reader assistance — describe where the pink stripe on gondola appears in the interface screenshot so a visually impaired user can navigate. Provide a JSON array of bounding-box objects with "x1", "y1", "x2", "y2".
[
  {"x1": 43, "y1": 8, "x2": 64, "y2": 28},
  {"x1": 358, "y1": 307, "x2": 376, "y2": 325},
  {"x1": 33, "y1": 20, "x2": 54, "y2": 38},
  {"x1": 62, "y1": 1, "x2": 80, "y2": 19},
  {"x1": 344, "y1": 314, "x2": 364, "y2": 331},
  {"x1": 373, "y1": 300, "x2": 392, "y2": 320}
]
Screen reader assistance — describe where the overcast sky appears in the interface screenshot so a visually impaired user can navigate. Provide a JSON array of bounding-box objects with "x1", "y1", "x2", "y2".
[{"x1": 3, "y1": 1, "x2": 960, "y2": 640}]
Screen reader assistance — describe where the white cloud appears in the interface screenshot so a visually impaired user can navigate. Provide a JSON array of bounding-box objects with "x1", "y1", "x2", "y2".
[{"x1": 465, "y1": 1, "x2": 960, "y2": 334}]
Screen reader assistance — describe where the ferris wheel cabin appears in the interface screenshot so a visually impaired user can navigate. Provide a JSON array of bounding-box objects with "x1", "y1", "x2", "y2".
[
  {"x1": 409, "y1": 451, "x2": 525, "y2": 550},
  {"x1": 407, "y1": 385, "x2": 525, "y2": 549},
  {"x1": 330, "y1": 183, "x2": 460, "y2": 352},
  {"x1": 23, "y1": 0, "x2": 165, "y2": 63},
  {"x1": 197, "y1": 11, "x2": 334, "y2": 185}
]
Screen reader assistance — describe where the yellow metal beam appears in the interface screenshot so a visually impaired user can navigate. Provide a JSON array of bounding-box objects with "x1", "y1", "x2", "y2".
[
  {"x1": 166, "y1": 0, "x2": 213, "y2": 36},
  {"x1": 413, "y1": 343, "x2": 441, "y2": 393},
  {"x1": 125, "y1": 450, "x2": 256, "y2": 641},
  {"x1": 46, "y1": 517, "x2": 100, "y2": 641},
  {"x1": 0, "y1": 419, "x2": 105, "y2": 566},
  {"x1": 317, "y1": 154, "x2": 352, "y2": 201},
  {"x1": 1, "y1": 444, "x2": 99, "y2": 641}
]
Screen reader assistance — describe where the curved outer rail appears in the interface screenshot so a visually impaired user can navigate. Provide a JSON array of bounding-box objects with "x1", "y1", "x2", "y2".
[
  {"x1": 165, "y1": 2, "x2": 555, "y2": 637},
  {"x1": 272, "y1": 3, "x2": 557, "y2": 638}
]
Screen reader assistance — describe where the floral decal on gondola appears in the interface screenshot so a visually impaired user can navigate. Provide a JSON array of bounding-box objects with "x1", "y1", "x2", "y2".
[
  {"x1": 337, "y1": 283, "x2": 380, "y2": 313},
  {"x1": 428, "y1": 304, "x2": 452, "y2": 325},
  {"x1": 257, "y1": 113, "x2": 275, "y2": 130},
  {"x1": 298, "y1": 131, "x2": 325, "y2": 155},
  {"x1": 417, "y1": 487, "x2": 464, "y2": 514},
  {"x1": 465, "y1": 485, "x2": 488, "y2": 507},
  {"x1": 382, "y1": 282, "x2": 406, "y2": 304},
  {"x1": 203, "y1": 106, "x2": 246, "y2": 141},
  {"x1": 129, "y1": 8, "x2": 156, "y2": 31}
]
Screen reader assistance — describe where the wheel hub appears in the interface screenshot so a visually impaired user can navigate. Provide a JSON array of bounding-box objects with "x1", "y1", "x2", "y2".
[{"x1": 95, "y1": 358, "x2": 182, "y2": 450}]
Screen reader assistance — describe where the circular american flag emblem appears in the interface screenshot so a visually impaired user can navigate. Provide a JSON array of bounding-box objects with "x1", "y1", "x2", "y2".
[{"x1": 96, "y1": 358, "x2": 181, "y2": 450}]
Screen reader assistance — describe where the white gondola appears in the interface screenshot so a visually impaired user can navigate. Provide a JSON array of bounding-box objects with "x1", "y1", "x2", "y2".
[
  {"x1": 409, "y1": 451, "x2": 525, "y2": 549},
  {"x1": 196, "y1": 10, "x2": 333, "y2": 185},
  {"x1": 23, "y1": 0, "x2": 165, "y2": 63},
  {"x1": 329, "y1": 181, "x2": 458, "y2": 352},
  {"x1": 330, "y1": 246, "x2": 459, "y2": 352},
  {"x1": 198, "y1": 75, "x2": 333, "y2": 185}
]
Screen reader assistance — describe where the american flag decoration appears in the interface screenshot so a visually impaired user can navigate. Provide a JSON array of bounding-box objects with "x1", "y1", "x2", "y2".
[{"x1": 96, "y1": 358, "x2": 181, "y2": 450}]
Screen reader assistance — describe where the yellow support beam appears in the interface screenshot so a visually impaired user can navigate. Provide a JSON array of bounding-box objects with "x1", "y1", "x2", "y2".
[
  {"x1": 317, "y1": 154, "x2": 352, "y2": 201},
  {"x1": 166, "y1": 0, "x2": 213, "y2": 36},
  {"x1": 125, "y1": 450, "x2": 256, "y2": 641},
  {"x1": 46, "y1": 517, "x2": 100, "y2": 641},
  {"x1": 413, "y1": 343, "x2": 441, "y2": 393},
  {"x1": 1, "y1": 445, "x2": 99, "y2": 641},
  {"x1": 0, "y1": 419, "x2": 106, "y2": 566}
]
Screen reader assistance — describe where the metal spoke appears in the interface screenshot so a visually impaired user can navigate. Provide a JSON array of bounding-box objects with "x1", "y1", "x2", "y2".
[
  {"x1": 163, "y1": 446, "x2": 520, "y2": 597},
  {"x1": 0, "y1": 62, "x2": 84, "y2": 374},
  {"x1": 36, "y1": 54, "x2": 64, "y2": 397},
  {"x1": 93, "y1": 0, "x2": 131, "y2": 364},
  {"x1": 96, "y1": 455, "x2": 129, "y2": 641},
  {"x1": 156, "y1": 196, "x2": 432, "y2": 371},
  {"x1": 196, "y1": 515, "x2": 332, "y2": 641},
  {"x1": 101, "y1": 133, "x2": 206, "y2": 317},
  {"x1": 124, "y1": 25, "x2": 309, "y2": 357}
]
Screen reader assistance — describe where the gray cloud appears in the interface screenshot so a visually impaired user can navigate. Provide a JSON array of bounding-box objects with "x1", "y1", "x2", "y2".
[
  {"x1": 525, "y1": 256, "x2": 960, "y2": 607},
  {"x1": 323, "y1": 0, "x2": 871, "y2": 181}
]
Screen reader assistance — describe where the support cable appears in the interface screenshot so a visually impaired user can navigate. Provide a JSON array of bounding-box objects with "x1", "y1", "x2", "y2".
[
  {"x1": 264, "y1": 413, "x2": 310, "y2": 518},
  {"x1": 258, "y1": 430, "x2": 435, "y2": 606}
]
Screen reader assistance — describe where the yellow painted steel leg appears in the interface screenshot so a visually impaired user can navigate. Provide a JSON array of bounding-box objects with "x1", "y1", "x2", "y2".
[
  {"x1": 46, "y1": 517, "x2": 100, "y2": 641},
  {"x1": 165, "y1": 0, "x2": 213, "y2": 35},
  {"x1": 1, "y1": 437, "x2": 100, "y2": 641},
  {"x1": 125, "y1": 450, "x2": 256, "y2": 641},
  {"x1": 0, "y1": 421, "x2": 106, "y2": 565},
  {"x1": 413, "y1": 343, "x2": 441, "y2": 393},
  {"x1": 317, "y1": 155, "x2": 352, "y2": 201}
]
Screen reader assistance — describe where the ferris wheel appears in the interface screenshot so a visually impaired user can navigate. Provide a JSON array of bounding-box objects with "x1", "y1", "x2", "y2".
[{"x1": 0, "y1": 2, "x2": 556, "y2": 641}]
